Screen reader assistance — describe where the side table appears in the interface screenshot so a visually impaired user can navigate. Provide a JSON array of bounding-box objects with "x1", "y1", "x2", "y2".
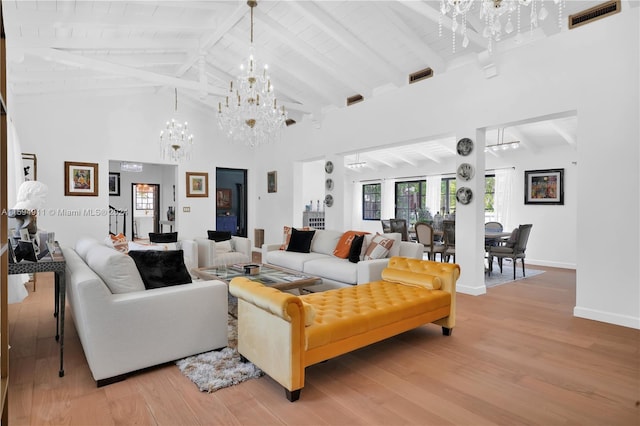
[{"x1": 8, "y1": 243, "x2": 66, "y2": 377}]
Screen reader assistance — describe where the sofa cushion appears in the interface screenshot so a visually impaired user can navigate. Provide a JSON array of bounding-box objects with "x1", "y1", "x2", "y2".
[
  {"x1": 207, "y1": 230, "x2": 232, "y2": 242},
  {"x1": 287, "y1": 228, "x2": 316, "y2": 253},
  {"x1": 85, "y1": 245, "x2": 146, "y2": 294},
  {"x1": 265, "y1": 250, "x2": 328, "y2": 271},
  {"x1": 348, "y1": 234, "x2": 366, "y2": 263},
  {"x1": 75, "y1": 237, "x2": 101, "y2": 261},
  {"x1": 303, "y1": 257, "x2": 358, "y2": 285},
  {"x1": 300, "y1": 281, "x2": 451, "y2": 350},
  {"x1": 279, "y1": 226, "x2": 311, "y2": 250},
  {"x1": 310, "y1": 229, "x2": 343, "y2": 256},
  {"x1": 333, "y1": 231, "x2": 368, "y2": 259},
  {"x1": 215, "y1": 240, "x2": 233, "y2": 253},
  {"x1": 128, "y1": 241, "x2": 179, "y2": 252},
  {"x1": 128, "y1": 250, "x2": 192, "y2": 290},
  {"x1": 363, "y1": 233, "x2": 394, "y2": 260},
  {"x1": 363, "y1": 232, "x2": 401, "y2": 258},
  {"x1": 148, "y1": 232, "x2": 178, "y2": 243}
]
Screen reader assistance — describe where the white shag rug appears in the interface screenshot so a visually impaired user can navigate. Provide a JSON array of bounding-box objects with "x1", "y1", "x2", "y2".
[{"x1": 176, "y1": 315, "x2": 263, "y2": 392}]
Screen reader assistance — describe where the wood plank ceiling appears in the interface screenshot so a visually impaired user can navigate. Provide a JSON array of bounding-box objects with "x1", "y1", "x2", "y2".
[{"x1": 3, "y1": 0, "x2": 591, "y2": 168}]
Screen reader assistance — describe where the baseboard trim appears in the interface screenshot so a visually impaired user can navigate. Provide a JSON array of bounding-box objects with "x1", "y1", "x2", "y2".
[
  {"x1": 456, "y1": 283, "x2": 487, "y2": 296},
  {"x1": 527, "y1": 259, "x2": 576, "y2": 269},
  {"x1": 573, "y1": 306, "x2": 640, "y2": 330}
]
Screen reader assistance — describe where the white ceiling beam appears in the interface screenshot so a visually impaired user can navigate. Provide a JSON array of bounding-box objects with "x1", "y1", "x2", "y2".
[
  {"x1": 507, "y1": 128, "x2": 539, "y2": 154},
  {"x1": 23, "y1": 48, "x2": 226, "y2": 96},
  {"x1": 175, "y1": 3, "x2": 247, "y2": 77},
  {"x1": 10, "y1": 79, "x2": 159, "y2": 96},
  {"x1": 12, "y1": 36, "x2": 200, "y2": 50},
  {"x1": 286, "y1": 1, "x2": 406, "y2": 88},
  {"x1": 394, "y1": 0, "x2": 488, "y2": 51},
  {"x1": 253, "y1": 7, "x2": 372, "y2": 99},
  {"x1": 387, "y1": 151, "x2": 418, "y2": 167},
  {"x1": 549, "y1": 121, "x2": 577, "y2": 147},
  {"x1": 414, "y1": 150, "x2": 443, "y2": 164},
  {"x1": 374, "y1": 2, "x2": 445, "y2": 72}
]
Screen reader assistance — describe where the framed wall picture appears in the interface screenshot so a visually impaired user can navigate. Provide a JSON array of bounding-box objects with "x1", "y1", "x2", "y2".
[
  {"x1": 22, "y1": 153, "x2": 37, "y2": 181},
  {"x1": 64, "y1": 161, "x2": 99, "y2": 196},
  {"x1": 524, "y1": 168, "x2": 564, "y2": 205},
  {"x1": 267, "y1": 171, "x2": 277, "y2": 193},
  {"x1": 216, "y1": 188, "x2": 232, "y2": 209},
  {"x1": 108, "y1": 172, "x2": 120, "y2": 196},
  {"x1": 186, "y1": 172, "x2": 209, "y2": 197}
]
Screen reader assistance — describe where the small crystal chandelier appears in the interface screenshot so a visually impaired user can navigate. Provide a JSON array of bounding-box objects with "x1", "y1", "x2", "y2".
[
  {"x1": 217, "y1": 0, "x2": 287, "y2": 148},
  {"x1": 439, "y1": 0, "x2": 565, "y2": 54},
  {"x1": 159, "y1": 88, "x2": 194, "y2": 162}
]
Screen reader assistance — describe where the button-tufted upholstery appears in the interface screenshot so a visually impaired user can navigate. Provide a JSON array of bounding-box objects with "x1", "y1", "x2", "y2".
[{"x1": 229, "y1": 256, "x2": 460, "y2": 402}]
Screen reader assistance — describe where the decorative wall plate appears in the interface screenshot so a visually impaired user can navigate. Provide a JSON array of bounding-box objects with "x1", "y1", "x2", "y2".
[
  {"x1": 325, "y1": 178, "x2": 334, "y2": 191},
  {"x1": 324, "y1": 194, "x2": 334, "y2": 207},
  {"x1": 457, "y1": 163, "x2": 475, "y2": 181},
  {"x1": 456, "y1": 187, "x2": 473, "y2": 205},
  {"x1": 324, "y1": 160, "x2": 334, "y2": 174},
  {"x1": 456, "y1": 138, "x2": 473, "y2": 156}
]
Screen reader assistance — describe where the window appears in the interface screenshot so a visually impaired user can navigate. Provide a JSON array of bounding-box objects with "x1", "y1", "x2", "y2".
[
  {"x1": 135, "y1": 184, "x2": 154, "y2": 211},
  {"x1": 394, "y1": 180, "x2": 427, "y2": 226},
  {"x1": 440, "y1": 175, "x2": 496, "y2": 218},
  {"x1": 362, "y1": 183, "x2": 381, "y2": 220}
]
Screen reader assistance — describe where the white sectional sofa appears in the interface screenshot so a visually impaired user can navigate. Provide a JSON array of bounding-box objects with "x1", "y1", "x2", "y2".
[
  {"x1": 262, "y1": 230, "x2": 423, "y2": 291},
  {"x1": 64, "y1": 237, "x2": 228, "y2": 386}
]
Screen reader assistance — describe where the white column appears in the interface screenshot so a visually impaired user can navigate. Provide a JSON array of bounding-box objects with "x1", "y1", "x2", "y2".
[{"x1": 454, "y1": 129, "x2": 487, "y2": 295}]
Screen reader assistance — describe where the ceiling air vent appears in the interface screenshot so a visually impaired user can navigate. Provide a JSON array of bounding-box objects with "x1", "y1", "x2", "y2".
[
  {"x1": 346, "y1": 94, "x2": 364, "y2": 106},
  {"x1": 409, "y1": 67, "x2": 433, "y2": 84},
  {"x1": 569, "y1": 0, "x2": 620, "y2": 30},
  {"x1": 285, "y1": 118, "x2": 296, "y2": 126}
]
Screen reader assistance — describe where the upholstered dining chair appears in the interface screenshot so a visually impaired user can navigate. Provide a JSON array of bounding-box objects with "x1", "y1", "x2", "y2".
[
  {"x1": 380, "y1": 219, "x2": 392, "y2": 233},
  {"x1": 442, "y1": 220, "x2": 456, "y2": 263},
  {"x1": 487, "y1": 224, "x2": 533, "y2": 280},
  {"x1": 414, "y1": 222, "x2": 446, "y2": 261},
  {"x1": 389, "y1": 218, "x2": 410, "y2": 241},
  {"x1": 484, "y1": 221, "x2": 504, "y2": 251}
]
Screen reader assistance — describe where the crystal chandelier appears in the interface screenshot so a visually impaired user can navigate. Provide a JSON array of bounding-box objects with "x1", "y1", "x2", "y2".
[
  {"x1": 217, "y1": 0, "x2": 287, "y2": 148},
  {"x1": 439, "y1": 0, "x2": 565, "y2": 53},
  {"x1": 159, "y1": 88, "x2": 194, "y2": 162}
]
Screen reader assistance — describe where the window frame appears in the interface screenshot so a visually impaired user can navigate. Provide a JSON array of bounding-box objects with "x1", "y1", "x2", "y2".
[{"x1": 362, "y1": 183, "x2": 381, "y2": 220}]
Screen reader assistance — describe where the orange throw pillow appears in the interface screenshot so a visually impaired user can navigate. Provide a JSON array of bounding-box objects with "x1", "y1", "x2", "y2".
[{"x1": 333, "y1": 231, "x2": 369, "y2": 258}]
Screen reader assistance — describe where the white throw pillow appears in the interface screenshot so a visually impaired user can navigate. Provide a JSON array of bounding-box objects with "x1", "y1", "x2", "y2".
[
  {"x1": 74, "y1": 237, "x2": 101, "y2": 261},
  {"x1": 215, "y1": 240, "x2": 233, "y2": 253},
  {"x1": 85, "y1": 245, "x2": 145, "y2": 294}
]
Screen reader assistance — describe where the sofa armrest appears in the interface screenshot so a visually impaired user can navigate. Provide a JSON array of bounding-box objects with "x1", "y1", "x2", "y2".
[
  {"x1": 180, "y1": 239, "x2": 198, "y2": 270},
  {"x1": 262, "y1": 243, "x2": 282, "y2": 262},
  {"x1": 229, "y1": 277, "x2": 306, "y2": 393},
  {"x1": 356, "y1": 259, "x2": 390, "y2": 284},
  {"x1": 231, "y1": 236, "x2": 252, "y2": 258},
  {"x1": 73, "y1": 279, "x2": 228, "y2": 381},
  {"x1": 399, "y1": 241, "x2": 423, "y2": 259}
]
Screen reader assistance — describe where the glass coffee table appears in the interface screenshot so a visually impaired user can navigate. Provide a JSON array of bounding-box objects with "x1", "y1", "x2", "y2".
[{"x1": 193, "y1": 263, "x2": 321, "y2": 292}]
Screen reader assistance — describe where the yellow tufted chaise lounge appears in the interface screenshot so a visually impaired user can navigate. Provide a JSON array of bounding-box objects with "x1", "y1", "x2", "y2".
[{"x1": 229, "y1": 256, "x2": 460, "y2": 402}]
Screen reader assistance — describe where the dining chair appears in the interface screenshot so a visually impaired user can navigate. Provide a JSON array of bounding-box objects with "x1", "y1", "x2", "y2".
[
  {"x1": 380, "y1": 219, "x2": 391, "y2": 233},
  {"x1": 389, "y1": 218, "x2": 409, "y2": 241},
  {"x1": 442, "y1": 220, "x2": 456, "y2": 263},
  {"x1": 487, "y1": 224, "x2": 533, "y2": 280},
  {"x1": 484, "y1": 221, "x2": 504, "y2": 251},
  {"x1": 414, "y1": 222, "x2": 446, "y2": 261}
]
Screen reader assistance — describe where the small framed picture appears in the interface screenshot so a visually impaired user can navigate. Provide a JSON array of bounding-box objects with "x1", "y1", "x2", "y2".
[
  {"x1": 109, "y1": 172, "x2": 121, "y2": 196},
  {"x1": 524, "y1": 168, "x2": 564, "y2": 205},
  {"x1": 216, "y1": 188, "x2": 232, "y2": 209},
  {"x1": 267, "y1": 171, "x2": 277, "y2": 193},
  {"x1": 186, "y1": 172, "x2": 209, "y2": 198},
  {"x1": 65, "y1": 161, "x2": 99, "y2": 196},
  {"x1": 19, "y1": 228, "x2": 30, "y2": 241}
]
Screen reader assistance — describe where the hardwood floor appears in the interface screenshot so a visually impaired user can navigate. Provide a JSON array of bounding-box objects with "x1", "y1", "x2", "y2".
[{"x1": 7, "y1": 267, "x2": 639, "y2": 425}]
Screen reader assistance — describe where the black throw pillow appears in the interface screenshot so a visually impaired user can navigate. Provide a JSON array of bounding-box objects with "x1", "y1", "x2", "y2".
[
  {"x1": 207, "y1": 230, "x2": 232, "y2": 242},
  {"x1": 148, "y1": 232, "x2": 178, "y2": 243},
  {"x1": 348, "y1": 234, "x2": 365, "y2": 263},
  {"x1": 128, "y1": 250, "x2": 192, "y2": 290},
  {"x1": 286, "y1": 228, "x2": 316, "y2": 253}
]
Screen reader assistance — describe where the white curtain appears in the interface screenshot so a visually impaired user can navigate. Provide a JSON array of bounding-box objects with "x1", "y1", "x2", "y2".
[
  {"x1": 7, "y1": 117, "x2": 30, "y2": 304},
  {"x1": 494, "y1": 168, "x2": 514, "y2": 230},
  {"x1": 426, "y1": 175, "x2": 442, "y2": 216}
]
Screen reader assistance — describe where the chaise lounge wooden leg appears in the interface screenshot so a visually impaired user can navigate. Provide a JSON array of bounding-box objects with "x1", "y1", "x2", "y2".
[
  {"x1": 286, "y1": 389, "x2": 301, "y2": 402},
  {"x1": 442, "y1": 327, "x2": 452, "y2": 336}
]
